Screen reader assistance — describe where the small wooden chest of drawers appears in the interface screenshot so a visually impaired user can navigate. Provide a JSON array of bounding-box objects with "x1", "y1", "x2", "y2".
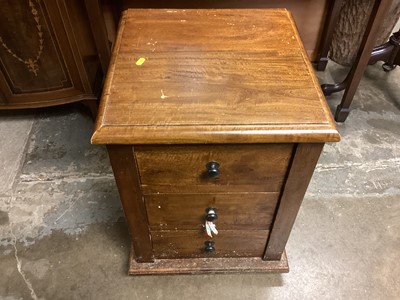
[{"x1": 92, "y1": 8, "x2": 340, "y2": 275}]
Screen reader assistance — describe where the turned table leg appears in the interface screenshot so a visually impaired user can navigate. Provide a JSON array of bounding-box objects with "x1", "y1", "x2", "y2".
[{"x1": 370, "y1": 30, "x2": 400, "y2": 71}]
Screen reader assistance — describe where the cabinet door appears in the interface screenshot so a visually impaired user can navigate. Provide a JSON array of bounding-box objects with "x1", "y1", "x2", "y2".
[{"x1": 0, "y1": 0, "x2": 101, "y2": 108}]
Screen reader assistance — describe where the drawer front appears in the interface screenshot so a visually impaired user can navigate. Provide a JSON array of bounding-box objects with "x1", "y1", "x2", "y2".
[
  {"x1": 151, "y1": 230, "x2": 269, "y2": 259},
  {"x1": 135, "y1": 144, "x2": 293, "y2": 193},
  {"x1": 146, "y1": 193, "x2": 279, "y2": 231}
]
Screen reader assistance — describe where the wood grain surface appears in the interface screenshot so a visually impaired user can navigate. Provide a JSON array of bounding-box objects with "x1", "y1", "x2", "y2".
[
  {"x1": 151, "y1": 229, "x2": 269, "y2": 258},
  {"x1": 107, "y1": 145, "x2": 154, "y2": 262},
  {"x1": 92, "y1": 9, "x2": 339, "y2": 144},
  {"x1": 135, "y1": 144, "x2": 293, "y2": 192},
  {"x1": 145, "y1": 193, "x2": 279, "y2": 231},
  {"x1": 264, "y1": 143, "x2": 324, "y2": 260}
]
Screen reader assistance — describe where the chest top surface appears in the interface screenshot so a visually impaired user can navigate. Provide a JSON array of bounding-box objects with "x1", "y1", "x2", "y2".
[{"x1": 92, "y1": 9, "x2": 339, "y2": 144}]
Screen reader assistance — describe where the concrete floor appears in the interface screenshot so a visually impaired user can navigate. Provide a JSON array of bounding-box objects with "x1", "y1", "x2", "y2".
[{"x1": 0, "y1": 61, "x2": 399, "y2": 300}]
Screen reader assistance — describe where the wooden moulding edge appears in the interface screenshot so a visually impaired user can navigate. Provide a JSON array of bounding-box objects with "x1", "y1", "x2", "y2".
[{"x1": 91, "y1": 124, "x2": 340, "y2": 145}]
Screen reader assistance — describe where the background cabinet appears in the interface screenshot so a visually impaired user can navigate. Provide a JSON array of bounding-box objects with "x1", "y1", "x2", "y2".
[
  {"x1": 0, "y1": 0, "x2": 102, "y2": 115},
  {"x1": 0, "y1": 0, "x2": 332, "y2": 113}
]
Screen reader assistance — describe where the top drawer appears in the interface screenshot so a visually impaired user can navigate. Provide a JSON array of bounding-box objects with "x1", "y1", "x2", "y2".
[{"x1": 135, "y1": 144, "x2": 293, "y2": 193}]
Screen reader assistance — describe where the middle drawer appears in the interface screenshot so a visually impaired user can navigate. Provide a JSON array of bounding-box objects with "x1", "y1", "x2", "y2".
[{"x1": 145, "y1": 193, "x2": 279, "y2": 231}]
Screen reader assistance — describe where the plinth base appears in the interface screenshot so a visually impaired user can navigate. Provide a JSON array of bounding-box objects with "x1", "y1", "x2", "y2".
[{"x1": 128, "y1": 245, "x2": 289, "y2": 275}]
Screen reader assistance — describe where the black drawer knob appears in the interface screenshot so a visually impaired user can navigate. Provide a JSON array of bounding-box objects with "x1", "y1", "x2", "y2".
[
  {"x1": 206, "y1": 161, "x2": 220, "y2": 178},
  {"x1": 205, "y1": 207, "x2": 218, "y2": 222},
  {"x1": 204, "y1": 240, "x2": 215, "y2": 253}
]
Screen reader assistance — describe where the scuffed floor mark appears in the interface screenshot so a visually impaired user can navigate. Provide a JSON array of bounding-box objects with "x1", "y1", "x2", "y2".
[
  {"x1": 315, "y1": 157, "x2": 400, "y2": 172},
  {"x1": 20, "y1": 173, "x2": 114, "y2": 183},
  {"x1": 54, "y1": 192, "x2": 81, "y2": 224},
  {"x1": 10, "y1": 227, "x2": 39, "y2": 300},
  {"x1": 7, "y1": 193, "x2": 39, "y2": 300}
]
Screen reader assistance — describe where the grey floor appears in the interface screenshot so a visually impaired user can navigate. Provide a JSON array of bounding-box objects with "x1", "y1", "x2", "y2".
[{"x1": 0, "y1": 61, "x2": 399, "y2": 300}]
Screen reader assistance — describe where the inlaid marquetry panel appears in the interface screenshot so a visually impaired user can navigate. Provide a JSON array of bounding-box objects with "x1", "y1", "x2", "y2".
[
  {"x1": 0, "y1": 0, "x2": 103, "y2": 110},
  {"x1": 0, "y1": 0, "x2": 72, "y2": 94}
]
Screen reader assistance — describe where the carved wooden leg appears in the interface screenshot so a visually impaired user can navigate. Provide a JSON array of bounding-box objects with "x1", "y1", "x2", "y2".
[
  {"x1": 84, "y1": 0, "x2": 111, "y2": 74},
  {"x1": 322, "y1": 30, "x2": 399, "y2": 97},
  {"x1": 322, "y1": 20, "x2": 398, "y2": 97},
  {"x1": 321, "y1": 78, "x2": 347, "y2": 95},
  {"x1": 335, "y1": 0, "x2": 393, "y2": 122},
  {"x1": 380, "y1": 30, "x2": 400, "y2": 71},
  {"x1": 321, "y1": 0, "x2": 392, "y2": 122},
  {"x1": 367, "y1": 30, "x2": 400, "y2": 72},
  {"x1": 316, "y1": 0, "x2": 344, "y2": 71}
]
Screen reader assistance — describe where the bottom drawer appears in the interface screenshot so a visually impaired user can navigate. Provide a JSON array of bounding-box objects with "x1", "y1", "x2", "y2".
[{"x1": 152, "y1": 230, "x2": 269, "y2": 259}]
